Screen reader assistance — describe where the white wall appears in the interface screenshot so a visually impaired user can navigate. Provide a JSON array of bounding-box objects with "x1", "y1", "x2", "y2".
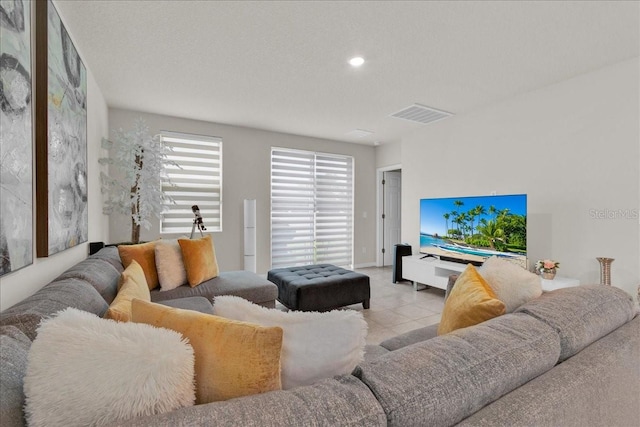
[
  {"x1": 399, "y1": 58, "x2": 640, "y2": 299},
  {"x1": 376, "y1": 141, "x2": 401, "y2": 169},
  {"x1": 0, "y1": 4, "x2": 110, "y2": 311},
  {"x1": 107, "y1": 109, "x2": 377, "y2": 273}
]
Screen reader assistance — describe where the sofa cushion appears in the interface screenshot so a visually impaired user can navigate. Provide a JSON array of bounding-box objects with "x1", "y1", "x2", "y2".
[
  {"x1": 23, "y1": 308, "x2": 195, "y2": 427},
  {"x1": 53, "y1": 257, "x2": 121, "y2": 304},
  {"x1": 0, "y1": 279, "x2": 109, "y2": 340},
  {"x1": 104, "y1": 261, "x2": 151, "y2": 322},
  {"x1": 178, "y1": 235, "x2": 219, "y2": 287},
  {"x1": 0, "y1": 326, "x2": 31, "y2": 427},
  {"x1": 515, "y1": 284, "x2": 637, "y2": 361},
  {"x1": 214, "y1": 295, "x2": 367, "y2": 389},
  {"x1": 155, "y1": 239, "x2": 188, "y2": 291},
  {"x1": 353, "y1": 312, "x2": 561, "y2": 427},
  {"x1": 158, "y1": 297, "x2": 214, "y2": 314},
  {"x1": 132, "y1": 299, "x2": 283, "y2": 404},
  {"x1": 118, "y1": 241, "x2": 159, "y2": 290},
  {"x1": 438, "y1": 264, "x2": 506, "y2": 335},
  {"x1": 480, "y1": 255, "x2": 542, "y2": 312},
  {"x1": 150, "y1": 270, "x2": 278, "y2": 307}
]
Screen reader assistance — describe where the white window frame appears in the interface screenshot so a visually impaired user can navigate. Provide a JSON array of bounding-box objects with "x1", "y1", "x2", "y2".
[
  {"x1": 160, "y1": 131, "x2": 223, "y2": 235},
  {"x1": 270, "y1": 147, "x2": 354, "y2": 268}
]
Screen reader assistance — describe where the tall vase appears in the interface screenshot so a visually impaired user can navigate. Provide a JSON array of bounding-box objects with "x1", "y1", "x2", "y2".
[{"x1": 596, "y1": 257, "x2": 614, "y2": 286}]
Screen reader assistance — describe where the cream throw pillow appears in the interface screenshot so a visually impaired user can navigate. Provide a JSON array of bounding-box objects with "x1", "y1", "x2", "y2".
[
  {"x1": 23, "y1": 308, "x2": 195, "y2": 427},
  {"x1": 155, "y1": 239, "x2": 188, "y2": 291},
  {"x1": 103, "y1": 260, "x2": 151, "y2": 322},
  {"x1": 480, "y1": 256, "x2": 542, "y2": 313},
  {"x1": 131, "y1": 299, "x2": 283, "y2": 403},
  {"x1": 214, "y1": 295, "x2": 367, "y2": 389},
  {"x1": 438, "y1": 264, "x2": 506, "y2": 335}
]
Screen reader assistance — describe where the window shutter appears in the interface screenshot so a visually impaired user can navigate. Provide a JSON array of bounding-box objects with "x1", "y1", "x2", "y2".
[
  {"x1": 270, "y1": 149, "x2": 315, "y2": 267},
  {"x1": 161, "y1": 131, "x2": 222, "y2": 234},
  {"x1": 270, "y1": 148, "x2": 354, "y2": 268},
  {"x1": 314, "y1": 153, "x2": 354, "y2": 266}
]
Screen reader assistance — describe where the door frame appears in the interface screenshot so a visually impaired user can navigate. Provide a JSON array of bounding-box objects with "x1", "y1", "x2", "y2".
[{"x1": 376, "y1": 164, "x2": 402, "y2": 267}]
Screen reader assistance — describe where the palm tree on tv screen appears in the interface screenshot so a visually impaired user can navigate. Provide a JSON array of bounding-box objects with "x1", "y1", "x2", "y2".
[
  {"x1": 442, "y1": 212, "x2": 450, "y2": 238},
  {"x1": 476, "y1": 220, "x2": 505, "y2": 250}
]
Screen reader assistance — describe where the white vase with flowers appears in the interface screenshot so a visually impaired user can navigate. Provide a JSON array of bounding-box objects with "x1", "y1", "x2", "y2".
[{"x1": 536, "y1": 259, "x2": 560, "y2": 280}]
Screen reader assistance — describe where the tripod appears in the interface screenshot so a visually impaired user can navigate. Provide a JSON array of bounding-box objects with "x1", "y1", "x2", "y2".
[{"x1": 190, "y1": 217, "x2": 206, "y2": 239}]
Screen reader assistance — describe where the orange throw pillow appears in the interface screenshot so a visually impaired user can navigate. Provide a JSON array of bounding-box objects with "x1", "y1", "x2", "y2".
[
  {"x1": 131, "y1": 299, "x2": 283, "y2": 403},
  {"x1": 178, "y1": 235, "x2": 219, "y2": 287},
  {"x1": 118, "y1": 241, "x2": 159, "y2": 290},
  {"x1": 437, "y1": 264, "x2": 506, "y2": 335}
]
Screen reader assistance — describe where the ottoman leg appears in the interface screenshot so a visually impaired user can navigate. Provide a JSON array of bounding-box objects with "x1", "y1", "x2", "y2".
[{"x1": 362, "y1": 299, "x2": 370, "y2": 309}]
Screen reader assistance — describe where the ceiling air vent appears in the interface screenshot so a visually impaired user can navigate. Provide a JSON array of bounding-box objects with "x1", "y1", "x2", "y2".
[
  {"x1": 345, "y1": 129, "x2": 374, "y2": 138},
  {"x1": 390, "y1": 103, "x2": 453, "y2": 125}
]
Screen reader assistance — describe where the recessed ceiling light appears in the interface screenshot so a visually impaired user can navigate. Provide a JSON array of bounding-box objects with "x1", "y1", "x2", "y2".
[{"x1": 348, "y1": 56, "x2": 365, "y2": 67}]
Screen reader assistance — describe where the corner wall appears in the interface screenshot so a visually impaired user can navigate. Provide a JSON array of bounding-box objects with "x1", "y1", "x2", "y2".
[
  {"x1": 107, "y1": 108, "x2": 377, "y2": 273},
  {"x1": 376, "y1": 141, "x2": 401, "y2": 169},
  {"x1": 401, "y1": 58, "x2": 639, "y2": 298},
  {"x1": 0, "y1": 5, "x2": 110, "y2": 311}
]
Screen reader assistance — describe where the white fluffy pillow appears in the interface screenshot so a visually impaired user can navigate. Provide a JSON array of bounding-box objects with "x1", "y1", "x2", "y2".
[
  {"x1": 155, "y1": 239, "x2": 188, "y2": 291},
  {"x1": 213, "y1": 296, "x2": 367, "y2": 389},
  {"x1": 480, "y1": 256, "x2": 542, "y2": 313},
  {"x1": 24, "y1": 308, "x2": 195, "y2": 427}
]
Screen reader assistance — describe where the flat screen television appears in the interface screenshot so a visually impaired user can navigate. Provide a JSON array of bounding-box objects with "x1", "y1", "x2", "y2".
[{"x1": 420, "y1": 194, "x2": 527, "y2": 267}]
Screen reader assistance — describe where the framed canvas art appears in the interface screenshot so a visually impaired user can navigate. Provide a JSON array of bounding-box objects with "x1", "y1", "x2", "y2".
[
  {"x1": 0, "y1": 0, "x2": 33, "y2": 275},
  {"x1": 35, "y1": 0, "x2": 88, "y2": 257}
]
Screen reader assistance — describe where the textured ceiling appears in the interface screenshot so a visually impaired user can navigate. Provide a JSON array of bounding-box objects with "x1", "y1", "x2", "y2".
[{"x1": 55, "y1": 1, "x2": 639, "y2": 145}]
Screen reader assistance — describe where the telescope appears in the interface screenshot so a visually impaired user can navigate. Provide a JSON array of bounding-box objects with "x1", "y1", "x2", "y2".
[{"x1": 190, "y1": 205, "x2": 206, "y2": 238}]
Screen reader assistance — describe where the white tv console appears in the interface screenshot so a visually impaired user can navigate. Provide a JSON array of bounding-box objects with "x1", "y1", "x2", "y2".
[{"x1": 401, "y1": 255, "x2": 469, "y2": 291}]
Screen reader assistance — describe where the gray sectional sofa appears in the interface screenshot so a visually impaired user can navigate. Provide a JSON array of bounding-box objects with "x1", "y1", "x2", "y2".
[{"x1": 1, "y1": 247, "x2": 639, "y2": 426}]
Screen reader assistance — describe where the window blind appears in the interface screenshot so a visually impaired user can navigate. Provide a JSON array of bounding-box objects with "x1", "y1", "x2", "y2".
[
  {"x1": 160, "y1": 131, "x2": 222, "y2": 234},
  {"x1": 270, "y1": 148, "x2": 353, "y2": 268}
]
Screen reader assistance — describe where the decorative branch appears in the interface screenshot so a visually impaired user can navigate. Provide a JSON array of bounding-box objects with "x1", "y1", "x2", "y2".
[{"x1": 99, "y1": 118, "x2": 173, "y2": 243}]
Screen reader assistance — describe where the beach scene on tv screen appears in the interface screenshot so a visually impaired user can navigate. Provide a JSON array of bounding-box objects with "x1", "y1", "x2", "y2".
[{"x1": 420, "y1": 194, "x2": 527, "y2": 266}]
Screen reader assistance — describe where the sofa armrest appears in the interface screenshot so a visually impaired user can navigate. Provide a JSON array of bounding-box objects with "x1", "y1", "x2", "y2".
[
  {"x1": 445, "y1": 274, "x2": 459, "y2": 300},
  {"x1": 379, "y1": 323, "x2": 439, "y2": 351},
  {"x1": 457, "y1": 316, "x2": 640, "y2": 427}
]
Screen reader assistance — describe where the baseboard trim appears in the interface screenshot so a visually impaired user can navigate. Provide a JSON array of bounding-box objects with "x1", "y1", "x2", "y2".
[{"x1": 354, "y1": 262, "x2": 376, "y2": 269}]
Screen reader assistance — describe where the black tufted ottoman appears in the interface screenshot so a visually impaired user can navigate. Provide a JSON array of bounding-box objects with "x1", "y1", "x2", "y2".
[{"x1": 267, "y1": 264, "x2": 370, "y2": 312}]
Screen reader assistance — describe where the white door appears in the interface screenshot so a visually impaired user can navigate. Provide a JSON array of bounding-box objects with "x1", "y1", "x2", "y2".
[{"x1": 382, "y1": 171, "x2": 401, "y2": 266}]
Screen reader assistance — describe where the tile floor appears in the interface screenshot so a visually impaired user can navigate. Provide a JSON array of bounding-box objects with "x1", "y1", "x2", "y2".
[{"x1": 275, "y1": 266, "x2": 446, "y2": 345}]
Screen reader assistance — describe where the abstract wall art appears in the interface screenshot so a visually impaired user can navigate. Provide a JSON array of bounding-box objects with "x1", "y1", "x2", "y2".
[
  {"x1": 35, "y1": 0, "x2": 87, "y2": 257},
  {"x1": 0, "y1": 0, "x2": 33, "y2": 276}
]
